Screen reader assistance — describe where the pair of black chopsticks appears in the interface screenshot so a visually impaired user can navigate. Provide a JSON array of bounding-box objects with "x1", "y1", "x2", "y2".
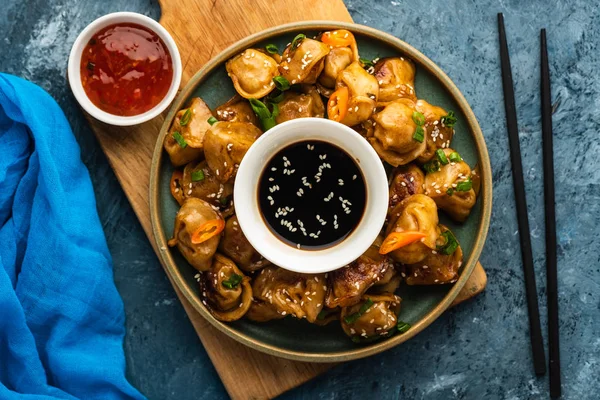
[{"x1": 498, "y1": 13, "x2": 561, "y2": 398}]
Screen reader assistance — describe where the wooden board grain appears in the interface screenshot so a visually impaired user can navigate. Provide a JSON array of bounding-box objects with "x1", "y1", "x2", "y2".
[{"x1": 85, "y1": 1, "x2": 487, "y2": 398}]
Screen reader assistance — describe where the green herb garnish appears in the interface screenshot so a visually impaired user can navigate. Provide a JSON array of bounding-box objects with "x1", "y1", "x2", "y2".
[
  {"x1": 219, "y1": 196, "x2": 229, "y2": 205},
  {"x1": 441, "y1": 111, "x2": 457, "y2": 128},
  {"x1": 449, "y1": 152, "x2": 462, "y2": 163},
  {"x1": 273, "y1": 76, "x2": 290, "y2": 91},
  {"x1": 291, "y1": 34, "x2": 306, "y2": 50},
  {"x1": 222, "y1": 273, "x2": 243, "y2": 289},
  {"x1": 437, "y1": 230, "x2": 459, "y2": 255},
  {"x1": 86, "y1": 61, "x2": 95, "y2": 71},
  {"x1": 317, "y1": 309, "x2": 337, "y2": 320},
  {"x1": 397, "y1": 321, "x2": 411, "y2": 334},
  {"x1": 180, "y1": 108, "x2": 192, "y2": 126},
  {"x1": 412, "y1": 111, "x2": 425, "y2": 126},
  {"x1": 343, "y1": 298, "x2": 374, "y2": 324},
  {"x1": 413, "y1": 126, "x2": 425, "y2": 143},
  {"x1": 268, "y1": 90, "x2": 285, "y2": 103},
  {"x1": 423, "y1": 158, "x2": 440, "y2": 173},
  {"x1": 249, "y1": 98, "x2": 278, "y2": 131},
  {"x1": 436, "y1": 149, "x2": 449, "y2": 165},
  {"x1": 359, "y1": 57, "x2": 374, "y2": 68},
  {"x1": 207, "y1": 116, "x2": 218, "y2": 125},
  {"x1": 191, "y1": 170, "x2": 205, "y2": 182},
  {"x1": 265, "y1": 43, "x2": 279, "y2": 55},
  {"x1": 446, "y1": 188, "x2": 455, "y2": 196},
  {"x1": 456, "y1": 177, "x2": 472, "y2": 192},
  {"x1": 172, "y1": 131, "x2": 187, "y2": 148}
]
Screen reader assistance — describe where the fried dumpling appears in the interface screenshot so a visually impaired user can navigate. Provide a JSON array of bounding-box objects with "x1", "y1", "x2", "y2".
[
  {"x1": 385, "y1": 194, "x2": 440, "y2": 264},
  {"x1": 335, "y1": 61, "x2": 379, "y2": 126},
  {"x1": 275, "y1": 85, "x2": 325, "y2": 124},
  {"x1": 374, "y1": 57, "x2": 417, "y2": 106},
  {"x1": 388, "y1": 164, "x2": 425, "y2": 213},
  {"x1": 215, "y1": 94, "x2": 260, "y2": 126},
  {"x1": 167, "y1": 198, "x2": 222, "y2": 271},
  {"x1": 252, "y1": 266, "x2": 326, "y2": 322},
  {"x1": 367, "y1": 99, "x2": 426, "y2": 166},
  {"x1": 279, "y1": 38, "x2": 330, "y2": 85},
  {"x1": 200, "y1": 254, "x2": 252, "y2": 321},
  {"x1": 219, "y1": 215, "x2": 269, "y2": 272},
  {"x1": 424, "y1": 148, "x2": 476, "y2": 222},
  {"x1": 340, "y1": 294, "x2": 402, "y2": 341},
  {"x1": 203, "y1": 121, "x2": 262, "y2": 182},
  {"x1": 164, "y1": 97, "x2": 213, "y2": 167},
  {"x1": 226, "y1": 49, "x2": 279, "y2": 99},
  {"x1": 181, "y1": 160, "x2": 234, "y2": 210},
  {"x1": 317, "y1": 46, "x2": 354, "y2": 96},
  {"x1": 415, "y1": 99, "x2": 456, "y2": 163}
]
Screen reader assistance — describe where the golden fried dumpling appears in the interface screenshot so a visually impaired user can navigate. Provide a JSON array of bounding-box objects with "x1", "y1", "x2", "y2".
[
  {"x1": 424, "y1": 148, "x2": 476, "y2": 222},
  {"x1": 215, "y1": 95, "x2": 260, "y2": 126},
  {"x1": 374, "y1": 57, "x2": 417, "y2": 105},
  {"x1": 203, "y1": 121, "x2": 262, "y2": 182},
  {"x1": 385, "y1": 194, "x2": 440, "y2": 264},
  {"x1": 367, "y1": 99, "x2": 426, "y2": 166},
  {"x1": 317, "y1": 46, "x2": 354, "y2": 96},
  {"x1": 200, "y1": 254, "x2": 252, "y2": 321},
  {"x1": 252, "y1": 266, "x2": 326, "y2": 322},
  {"x1": 226, "y1": 49, "x2": 279, "y2": 99},
  {"x1": 167, "y1": 198, "x2": 222, "y2": 271},
  {"x1": 340, "y1": 294, "x2": 401, "y2": 341},
  {"x1": 335, "y1": 61, "x2": 379, "y2": 126},
  {"x1": 181, "y1": 161, "x2": 234, "y2": 210},
  {"x1": 245, "y1": 300, "x2": 285, "y2": 322},
  {"x1": 403, "y1": 225, "x2": 463, "y2": 285},
  {"x1": 164, "y1": 97, "x2": 213, "y2": 167},
  {"x1": 275, "y1": 85, "x2": 325, "y2": 124},
  {"x1": 415, "y1": 99, "x2": 456, "y2": 163},
  {"x1": 388, "y1": 164, "x2": 425, "y2": 212},
  {"x1": 326, "y1": 245, "x2": 396, "y2": 309},
  {"x1": 279, "y1": 38, "x2": 330, "y2": 85},
  {"x1": 219, "y1": 215, "x2": 269, "y2": 272}
]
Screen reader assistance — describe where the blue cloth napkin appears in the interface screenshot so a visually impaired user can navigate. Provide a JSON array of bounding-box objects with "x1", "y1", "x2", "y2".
[{"x1": 0, "y1": 74, "x2": 145, "y2": 400}]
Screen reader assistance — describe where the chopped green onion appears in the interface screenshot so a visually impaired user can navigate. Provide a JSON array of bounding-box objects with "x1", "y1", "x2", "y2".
[
  {"x1": 180, "y1": 108, "x2": 192, "y2": 126},
  {"x1": 273, "y1": 76, "x2": 290, "y2": 91},
  {"x1": 359, "y1": 57, "x2": 374, "y2": 68},
  {"x1": 317, "y1": 309, "x2": 336, "y2": 320},
  {"x1": 446, "y1": 188, "x2": 455, "y2": 196},
  {"x1": 343, "y1": 298, "x2": 374, "y2": 324},
  {"x1": 191, "y1": 170, "x2": 205, "y2": 182},
  {"x1": 423, "y1": 159, "x2": 441, "y2": 174},
  {"x1": 437, "y1": 230, "x2": 459, "y2": 255},
  {"x1": 172, "y1": 131, "x2": 187, "y2": 148},
  {"x1": 397, "y1": 321, "x2": 411, "y2": 334},
  {"x1": 222, "y1": 273, "x2": 243, "y2": 289},
  {"x1": 207, "y1": 116, "x2": 218, "y2": 125},
  {"x1": 449, "y1": 152, "x2": 462, "y2": 163},
  {"x1": 268, "y1": 90, "x2": 285, "y2": 103},
  {"x1": 265, "y1": 43, "x2": 279, "y2": 54},
  {"x1": 441, "y1": 111, "x2": 457, "y2": 128},
  {"x1": 249, "y1": 98, "x2": 278, "y2": 131},
  {"x1": 412, "y1": 111, "x2": 425, "y2": 126},
  {"x1": 456, "y1": 177, "x2": 472, "y2": 192},
  {"x1": 219, "y1": 196, "x2": 229, "y2": 205},
  {"x1": 412, "y1": 126, "x2": 424, "y2": 143},
  {"x1": 86, "y1": 61, "x2": 95, "y2": 71},
  {"x1": 291, "y1": 33, "x2": 306, "y2": 50},
  {"x1": 436, "y1": 149, "x2": 449, "y2": 165}
]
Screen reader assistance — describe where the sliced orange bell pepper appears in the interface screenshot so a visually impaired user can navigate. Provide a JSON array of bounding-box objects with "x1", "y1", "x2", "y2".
[
  {"x1": 321, "y1": 30, "x2": 359, "y2": 62},
  {"x1": 327, "y1": 87, "x2": 349, "y2": 123},
  {"x1": 191, "y1": 219, "x2": 225, "y2": 244},
  {"x1": 379, "y1": 231, "x2": 427, "y2": 255}
]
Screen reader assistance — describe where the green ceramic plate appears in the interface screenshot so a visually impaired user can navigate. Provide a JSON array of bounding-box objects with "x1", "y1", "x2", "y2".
[{"x1": 150, "y1": 21, "x2": 492, "y2": 362}]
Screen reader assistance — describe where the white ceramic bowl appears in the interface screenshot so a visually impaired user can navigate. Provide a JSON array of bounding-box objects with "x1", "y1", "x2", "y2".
[
  {"x1": 67, "y1": 12, "x2": 182, "y2": 126},
  {"x1": 235, "y1": 118, "x2": 388, "y2": 274}
]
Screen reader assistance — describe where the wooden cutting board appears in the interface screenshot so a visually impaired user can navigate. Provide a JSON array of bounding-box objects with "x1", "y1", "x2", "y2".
[{"x1": 85, "y1": 1, "x2": 488, "y2": 399}]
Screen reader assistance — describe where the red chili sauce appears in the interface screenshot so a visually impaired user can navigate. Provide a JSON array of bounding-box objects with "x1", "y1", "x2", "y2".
[{"x1": 80, "y1": 23, "x2": 173, "y2": 116}]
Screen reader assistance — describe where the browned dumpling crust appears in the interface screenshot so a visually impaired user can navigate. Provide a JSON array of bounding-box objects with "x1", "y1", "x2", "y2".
[
  {"x1": 340, "y1": 294, "x2": 401, "y2": 340},
  {"x1": 167, "y1": 198, "x2": 222, "y2": 271},
  {"x1": 279, "y1": 38, "x2": 330, "y2": 85},
  {"x1": 203, "y1": 121, "x2": 262, "y2": 182},
  {"x1": 385, "y1": 194, "x2": 440, "y2": 265},
  {"x1": 200, "y1": 254, "x2": 252, "y2": 321},
  {"x1": 226, "y1": 49, "x2": 279, "y2": 99},
  {"x1": 403, "y1": 225, "x2": 463, "y2": 285},
  {"x1": 415, "y1": 99, "x2": 455, "y2": 163},
  {"x1": 246, "y1": 299, "x2": 286, "y2": 322},
  {"x1": 181, "y1": 160, "x2": 234, "y2": 210},
  {"x1": 215, "y1": 95, "x2": 260, "y2": 126},
  {"x1": 368, "y1": 99, "x2": 426, "y2": 166},
  {"x1": 275, "y1": 85, "x2": 325, "y2": 124},
  {"x1": 388, "y1": 164, "x2": 425, "y2": 212},
  {"x1": 164, "y1": 97, "x2": 213, "y2": 167},
  {"x1": 252, "y1": 266, "x2": 326, "y2": 322},
  {"x1": 374, "y1": 57, "x2": 417, "y2": 106},
  {"x1": 219, "y1": 215, "x2": 269, "y2": 272},
  {"x1": 335, "y1": 61, "x2": 379, "y2": 126},
  {"x1": 317, "y1": 46, "x2": 354, "y2": 96},
  {"x1": 424, "y1": 148, "x2": 477, "y2": 222}
]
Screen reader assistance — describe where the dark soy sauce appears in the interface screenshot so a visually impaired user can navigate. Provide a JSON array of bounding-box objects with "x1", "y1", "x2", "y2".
[{"x1": 258, "y1": 140, "x2": 367, "y2": 250}]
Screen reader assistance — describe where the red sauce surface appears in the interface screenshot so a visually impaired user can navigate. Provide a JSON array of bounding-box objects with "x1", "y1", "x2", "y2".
[{"x1": 80, "y1": 23, "x2": 173, "y2": 116}]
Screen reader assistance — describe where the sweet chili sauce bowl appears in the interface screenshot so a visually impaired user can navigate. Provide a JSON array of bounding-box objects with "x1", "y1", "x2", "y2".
[
  {"x1": 67, "y1": 12, "x2": 182, "y2": 126},
  {"x1": 234, "y1": 118, "x2": 389, "y2": 274}
]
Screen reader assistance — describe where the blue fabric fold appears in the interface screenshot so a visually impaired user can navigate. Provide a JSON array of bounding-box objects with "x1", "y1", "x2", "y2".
[{"x1": 0, "y1": 73, "x2": 145, "y2": 400}]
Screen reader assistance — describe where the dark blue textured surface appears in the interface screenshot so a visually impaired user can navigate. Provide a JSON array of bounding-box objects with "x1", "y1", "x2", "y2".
[{"x1": 2, "y1": 1, "x2": 599, "y2": 399}]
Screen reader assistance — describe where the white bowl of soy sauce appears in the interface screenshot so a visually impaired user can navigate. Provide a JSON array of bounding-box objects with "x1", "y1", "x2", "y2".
[{"x1": 235, "y1": 118, "x2": 388, "y2": 274}]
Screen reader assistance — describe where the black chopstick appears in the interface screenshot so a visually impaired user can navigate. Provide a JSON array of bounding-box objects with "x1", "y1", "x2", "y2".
[
  {"x1": 497, "y1": 13, "x2": 547, "y2": 376},
  {"x1": 541, "y1": 28, "x2": 561, "y2": 397}
]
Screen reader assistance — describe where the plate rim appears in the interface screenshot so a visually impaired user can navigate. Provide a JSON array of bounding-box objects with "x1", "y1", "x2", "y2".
[{"x1": 149, "y1": 20, "x2": 493, "y2": 362}]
